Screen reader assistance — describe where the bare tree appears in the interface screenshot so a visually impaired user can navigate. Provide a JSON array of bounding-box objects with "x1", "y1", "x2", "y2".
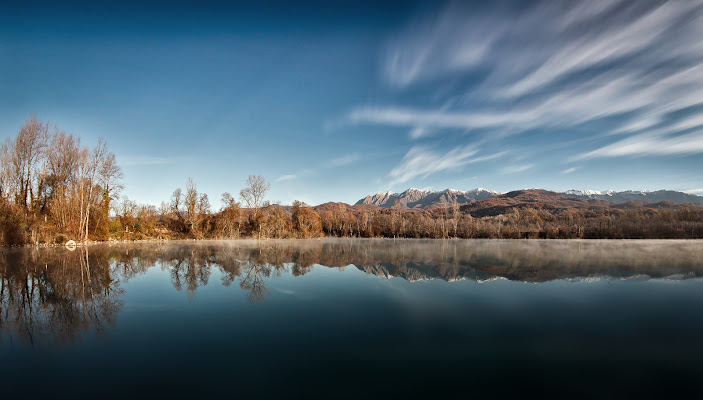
[
  {"x1": 99, "y1": 151, "x2": 123, "y2": 208},
  {"x1": 184, "y1": 178, "x2": 199, "y2": 235},
  {"x1": 8, "y1": 115, "x2": 49, "y2": 209},
  {"x1": 44, "y1": 129, "x2": 81, "y2": 224},
  {"x1": 451, "y1": 200, "x2": 460, "y2": 238},
  {"x1": 239, "y1": 175, "x2": 269, "y2": 211},
  {"x1": 219, "y1": 192, "x2": 240, "y2": 238},
  {"x1": 291, "y1": 201, "x2": 322, "y2": 238},
  {"x1": 169, "y1": 179, "x2": 211, "y2": 238},
  {"x1": 81, "y1": 138, "x2": 108, "y2": 242},
  {"x1": 197, "y1": 192, "x2": 211, "y2": 235},
  {"x1": 239, "y1": 175, "x2": 270, "y2": 238},
  {"x1": 0, "y1": 139, "x2": 11, "y2": 199}
]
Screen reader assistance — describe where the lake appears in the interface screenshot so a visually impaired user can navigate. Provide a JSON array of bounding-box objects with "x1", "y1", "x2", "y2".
[{"x1": 2, "y1": 239, "x2": 703, "y2": 397}]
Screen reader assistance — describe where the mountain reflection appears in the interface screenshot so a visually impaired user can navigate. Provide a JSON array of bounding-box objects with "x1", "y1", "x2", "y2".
[{"x1": 2, "y1": 239, "x2": 702, "y2": 344}]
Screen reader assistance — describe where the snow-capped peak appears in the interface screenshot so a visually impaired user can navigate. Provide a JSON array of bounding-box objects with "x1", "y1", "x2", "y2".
[
  {"x1": 472, "y1": 188, "x2": 503, "y2": 194},
  {"x1": 565, "y1": 189, "x2": 605, "y2": 196}
]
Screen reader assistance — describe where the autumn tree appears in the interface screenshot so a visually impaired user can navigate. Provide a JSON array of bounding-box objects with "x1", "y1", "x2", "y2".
[
  {"x1": 218, "y1": 192, "x2": 241, "y2": 238},
  {"x1": 43, "y1": 129, "x2": 81, "y2": 228},
  {"x1": 0, "y1": 116, "x2": 122, "y2": 243},
  {"x1": 291, "y1": 201, "x2": 322, "y2": 238},
  {"x1": 97, "y1": 150, "x2": 123, "y2": 239},
  {"x1": 168, "y1": 179, "x2": 211, "y2": 238},
  {"x1": 451, "y1": 200, "x2": 460, "y2": 238},
  {"x1": 184, "y1": 178, "x2": 201, "y2": 236},
  {"x1": 8, "y1": 115, "x2": 49, "y2": 209},
  {"x1": 239, "y1": 175, "x2": 270, "y2": 238},
  {"x1": 267, "y1": 204, "x2": 291, "y2": 238},
  {"x1": 79, "y1": 138, "x2": 114, "y2": 242},
  {"x1": 169, "y1": 187, "x2": 187, "y2": 234}
]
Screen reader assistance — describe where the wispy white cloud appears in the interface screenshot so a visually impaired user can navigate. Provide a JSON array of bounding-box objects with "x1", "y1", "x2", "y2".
[
  {"x1": 684, "y1": 188, "x2": 703, "y2": 195},
  {"x1": 329, "y1": 153, "x2": 361, "y2": 167},
  {"x1": 383, "y1": 2, "x2": 496, "y2": 87},
  {"x1": 561, "y1": 166, "x2": 580, "y2": 174},
  {"x1": 351, "y1": 65, "x2": 703, "y2": 138},
  {"x1": 470, "y1": 152, "x2": 506, "y2": 163},
  {"x1": 388, "y1": 145, "x2": 498, "y2": 185},
  {"x1": 350, "y1": 0, "x2": 703, "y2": 164},
  {"x1": 501, "y1": 164, "x2": 533, "y2": 174},
  {"x1": 578, "y1": 130, "x2": 703, "y2": 159},
  {"x1": 385, "y1": 1, "x2": 703, "y2": 93},
  {"x1": 275, "y1": 174, "x2": 297, "y2": 182},
  {"x1": 349, "y1": 106, "x2": 534, "y2": 131},
  {"x1": 409, "y1": 126, "x2": 432, "y2": 139},
  {"x1": 500, "y1": 1, "x2": 693, "y2": 98},
  {"x1": 611, "y1": 117, "x2": 662, "y2": 135}
]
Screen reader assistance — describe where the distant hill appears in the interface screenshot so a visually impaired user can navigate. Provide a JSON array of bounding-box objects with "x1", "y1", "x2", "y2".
[
  {"x1": 316, "y1": 188, "x2": 703, "y2": 239},
  {"x1": 461, "y1": 189, "x2": 614, "y2": 217},
  {"x1": 355, "y1": 188, "x2": 503, "y2": 209},
  {"x1": 563, "y1": 189, "x2": 703, "y2": 205},
  {"x1": 355, "y1": 187, "x2": 703, "y2": 210}
]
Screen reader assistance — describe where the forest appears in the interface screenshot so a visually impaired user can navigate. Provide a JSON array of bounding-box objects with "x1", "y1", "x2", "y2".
[{"x1": 1, "y1": 116, "x2": 703, "y2": 246}]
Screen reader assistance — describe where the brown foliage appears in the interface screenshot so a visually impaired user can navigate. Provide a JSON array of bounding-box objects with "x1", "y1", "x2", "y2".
[{"x1": 0, "y1": 116, "x2": 122, "y2": 245}]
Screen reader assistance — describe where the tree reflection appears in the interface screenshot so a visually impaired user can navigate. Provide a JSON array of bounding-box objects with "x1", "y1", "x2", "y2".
[
  {"x1": 0, "y1": 246, "x2": 123, "y2": 346},
  {"x1": 2, "y1": 239, "x2": 702, "y2": 346},
  {"x1": 239, "y1": 262, "x2": 270, "y2": 303}
]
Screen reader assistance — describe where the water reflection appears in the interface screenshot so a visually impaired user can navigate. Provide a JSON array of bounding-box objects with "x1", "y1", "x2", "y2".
[
  {"x1": 0, "y1": 246, "x2": 123, "y2": 346},
  {"x1": 1, "y1": 239, "x2": 702, "y2": 344}
]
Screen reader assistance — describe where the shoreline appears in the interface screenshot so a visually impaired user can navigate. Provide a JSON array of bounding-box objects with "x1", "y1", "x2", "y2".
[{"x1": 6, "y1": 236, "x2": 703, "y2": 249}]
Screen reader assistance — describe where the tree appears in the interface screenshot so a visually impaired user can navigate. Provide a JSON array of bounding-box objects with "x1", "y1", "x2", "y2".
[
  {"x1": 267, "y1": 204, "x2": 291, "y2": 238},
  {"x1": 239, "y1": 175, "x2": 270, "y2": 238},
  {"x1": 239, "y1": 175, "x2": 269, "y2": 212},
  {"x1": 95, "y1": 147, "x2": 123, "y2": 239},
  {"x1": 198, "y1": 192, "x2": 211, "y2": 236},
  {"x1": 451, "y1": 199, "x2": 460, "y2": 238},
  {"x1": 169, "y1": 187, "x2": 187, "y2": 234},
  {"x1": 168, "y1": 179, "x2": 211, "y2": 238},
  {"x1": 80, "y1": 138, "x2": 109, "y2": 242},
  {"x1": 44, "y1": 129, "x2": 81, "y2": 228},
  {"x1": 10, "y1": 115, "x2": 49, "y2": 209},
  {"x1": 291, "y1": 201, "x2": 322, "y2": 238},
  {"x1": 184, "y1": 178, "x2": 200, "y2": 236},
  {"x1": 218, "y1": 192, "x2": 241, "y2": 238}
]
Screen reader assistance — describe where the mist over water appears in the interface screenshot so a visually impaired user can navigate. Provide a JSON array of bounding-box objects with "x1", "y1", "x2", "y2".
[{"x1": 2, "y1": 239, "x2": 702, "y2": 397}]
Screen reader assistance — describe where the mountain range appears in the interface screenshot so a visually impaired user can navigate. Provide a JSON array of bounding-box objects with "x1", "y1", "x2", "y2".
[
  {"x1": 355, "y1": 188, "x2": 703, "y2": 209},
  {"x1": 562, "y1": 189, "x2": 703, "y2": 204},
  {"x1": 355, "y1": 188, "x2": 502, "y2": 209}
]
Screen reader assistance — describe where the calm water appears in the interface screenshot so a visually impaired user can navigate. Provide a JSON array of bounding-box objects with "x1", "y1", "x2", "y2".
[{"x1": 2, "y1": 239, "x2": 703, "y2": 397}]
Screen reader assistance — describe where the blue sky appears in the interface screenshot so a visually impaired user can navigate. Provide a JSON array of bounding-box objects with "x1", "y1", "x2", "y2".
[{"x1": 2, "y1": 0, "x2": 703, "y2": 207}]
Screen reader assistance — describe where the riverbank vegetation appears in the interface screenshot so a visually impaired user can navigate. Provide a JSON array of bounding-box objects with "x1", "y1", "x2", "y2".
[{"x1": 2, "y1": 116, "x2": 703, "y2": 245}]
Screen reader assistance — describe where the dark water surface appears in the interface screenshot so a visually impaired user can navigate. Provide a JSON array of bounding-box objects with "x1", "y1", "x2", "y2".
[{"x1": 2, "y1": 239, "x2": 703, "y2": 398}]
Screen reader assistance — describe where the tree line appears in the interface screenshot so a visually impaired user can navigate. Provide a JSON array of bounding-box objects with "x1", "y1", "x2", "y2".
[
  {"x1": 1, "y1": 116, "x2": 122, "y2": 245},
  {"x1": 1, "y1": 116, "x2": 703, "y2": 246},
  {"x1": 315, "y1": 204, "x2": 703, "y2": 239}
]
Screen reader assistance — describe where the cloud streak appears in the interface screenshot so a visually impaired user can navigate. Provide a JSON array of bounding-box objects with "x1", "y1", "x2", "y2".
[
  {"x1": 350, "y1": 0, "x2": 703, "y2": 164},
  {"x1": 388, "y1": 145, "x2": 500, "y2": 186},
  {"x1": 329, "y1": 153, "x2": 360, "y2": 167},
  {"x1": 501, "y1": 164, "x2": 533, "y2": 174},
  {"x1": 579, "y1": 130, "x2": 703, "y2": 159},
  {"x1": 275, "y1": 174, "x2": 297, "y2": 182}
]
